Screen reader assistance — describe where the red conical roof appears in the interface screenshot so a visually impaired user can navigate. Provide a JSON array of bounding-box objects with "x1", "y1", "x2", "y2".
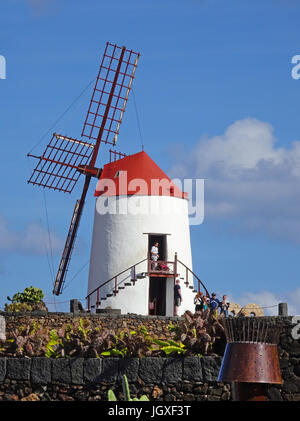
[{"x1": 95, "y1": 150, "x2": 187, "y2": 199}]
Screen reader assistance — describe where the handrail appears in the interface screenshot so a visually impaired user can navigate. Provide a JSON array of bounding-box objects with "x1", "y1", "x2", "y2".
[
  {"x1": 147, "y1": 257, "x2": 175, "y2": 274},
  {"x1": 86, "y1": 254, "x2": 211, "y2": 310},
  {"x1": 176, "y1": 258, "x2": 210, "y2": 297},
  {"x1": 86, "y1": 257, "x2": 148, "y2": 300}
]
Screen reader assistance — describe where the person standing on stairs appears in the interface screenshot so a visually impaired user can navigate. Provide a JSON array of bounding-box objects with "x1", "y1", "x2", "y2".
[{"x1": 174, "y1": 279, "x2": 182, "y2": 316}]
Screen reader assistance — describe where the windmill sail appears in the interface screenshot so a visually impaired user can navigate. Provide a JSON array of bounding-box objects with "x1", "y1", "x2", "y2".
[
  {"x1": 81, "y1": 42, "x2": 140, "y2": 148},
  {"x1": 27, "y1": 133, "x2": 94, "y2": 193},
  {"x1": 27, "y1": 42, "x2": 140, "y2": 296},
  {"x1": 52, "y1": 199, "x2": 81, "y2": 294}
]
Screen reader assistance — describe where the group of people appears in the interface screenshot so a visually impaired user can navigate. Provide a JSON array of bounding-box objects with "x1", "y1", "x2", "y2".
[
  {"x1": 151, "y1": 243, "x2": 230, "y2": 317},
  {"x1": 194, "y1": 291, "x2": 230, "y2": 316},
  {"x1": 174, "y1": 280, "x2": 229, "y2": 317}
]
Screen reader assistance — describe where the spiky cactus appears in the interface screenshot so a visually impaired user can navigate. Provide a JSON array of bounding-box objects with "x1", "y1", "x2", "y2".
[{"x1": 107, "y1": 375, "x2": 149, "y2": 401}]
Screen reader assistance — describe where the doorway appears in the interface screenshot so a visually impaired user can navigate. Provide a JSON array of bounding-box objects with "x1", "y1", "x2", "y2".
[
  {"x1": 148, "y1": 234, "x2": 167, "y2": 261},
  {"x1": 149, "y1": 276, "x2": 166, "y2": 316}
]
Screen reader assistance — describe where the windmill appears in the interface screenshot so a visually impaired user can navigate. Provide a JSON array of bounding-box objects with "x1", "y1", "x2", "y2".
[{"x1": 27, "y1": 42, "x2": 140, "y2": 296}]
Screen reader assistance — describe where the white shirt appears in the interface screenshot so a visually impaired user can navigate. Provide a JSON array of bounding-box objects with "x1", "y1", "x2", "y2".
[{"x1": 151, "y1": 246, "x2": 158, "y2": 257}]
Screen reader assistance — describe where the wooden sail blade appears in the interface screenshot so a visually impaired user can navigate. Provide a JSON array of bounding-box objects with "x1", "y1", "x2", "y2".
[
  {"x1": 81, "y1": 42, "x2": 140, "y2": 147},
  {"x1": 27, "y1": 133, "x2": 94, "y2": 193},
  {"x1": 53, "y1": 175, "x2": 92, "y2": 295}
]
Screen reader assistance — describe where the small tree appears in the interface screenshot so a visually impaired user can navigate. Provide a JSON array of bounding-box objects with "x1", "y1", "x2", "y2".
[
  {"x1": 7, "y1": 286, "x2": 44, "y2": 304},
  {"x1": 5, "y1": 286, "x2": 46, "y2": 313}
]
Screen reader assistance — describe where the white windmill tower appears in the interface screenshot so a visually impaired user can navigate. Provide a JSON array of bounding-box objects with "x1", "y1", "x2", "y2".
[{"x1": 87, "y1": 150, "x2": 209, "y2": 316}]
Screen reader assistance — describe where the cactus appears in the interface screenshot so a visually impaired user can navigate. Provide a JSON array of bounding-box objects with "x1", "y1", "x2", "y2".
[
  {"x1": 122, "y1": 373, "x2": 131, "y2": 400},
  {"x1": 107, "y1": 389, "x2": 117, "y2": 401},
  {"x1": 107, "y1": 375, "x2": 149, "y2": 401}
]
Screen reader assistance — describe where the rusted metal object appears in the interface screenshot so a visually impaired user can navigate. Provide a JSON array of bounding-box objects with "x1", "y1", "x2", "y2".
[
  {"x1": 218, "y1": 342, "x2": 282, "y2": 384},
  {"x1": 218, "y1": 318, "x2": 283, "y2": 401},
  {"x1": 232, "y1": 382, "x2": 268, "y2": 401}
]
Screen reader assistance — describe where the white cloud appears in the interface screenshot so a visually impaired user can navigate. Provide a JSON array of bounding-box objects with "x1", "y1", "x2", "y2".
[
  {"x1": 170, "y1": 118, "x2": 300, "y2": 243},
  {"x1": 0, "y1": 214, "x2": 64, "y2": 255},
  {"x1": 22, "y1": 0, "x2": 56, "y2": 17}
]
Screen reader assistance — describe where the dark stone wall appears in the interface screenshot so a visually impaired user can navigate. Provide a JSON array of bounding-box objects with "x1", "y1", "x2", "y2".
[
  {"x1": 0, "y1": 313, "x2": 299, "y2": 401},
  {"x1": 0, "y1": 356, "x2": 229, "y2": 401},
  {"x1": 273, "y1": 316, "x2": 300, "y2": 401}
]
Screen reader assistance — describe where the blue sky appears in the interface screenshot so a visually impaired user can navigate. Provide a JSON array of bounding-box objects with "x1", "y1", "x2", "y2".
[{"x1": 0, "y1": 0, "x2": 300, "y2": 314}]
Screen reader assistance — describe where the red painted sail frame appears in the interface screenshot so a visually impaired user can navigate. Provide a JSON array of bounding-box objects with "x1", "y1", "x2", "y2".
[
  {"x1": 81, "y1": 42, "x2": 140, "y2": 146},
  {"x1": 27, "y1": 133, "x2": 94, "y2": 193}
]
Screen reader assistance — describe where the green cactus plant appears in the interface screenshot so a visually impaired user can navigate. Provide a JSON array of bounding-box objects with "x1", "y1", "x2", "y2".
[
  {"x1": 107, "y1": 389, "x2": 117, "y2": 401},
  {"x1": 107, "y1": 375, "x2": 149, "y2": 401},
  {"x1": 122, "y1": 373, "x2": 131, "y2": 401}
]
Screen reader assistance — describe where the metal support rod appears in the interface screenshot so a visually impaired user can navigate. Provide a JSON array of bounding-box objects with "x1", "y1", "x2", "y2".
[{"x1": 148, "y1": 252, "x2": 150, "y2": 273}]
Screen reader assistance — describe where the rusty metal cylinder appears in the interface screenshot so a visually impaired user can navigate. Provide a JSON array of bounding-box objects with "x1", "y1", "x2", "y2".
[
  {"x1": 232, "y1": 382, "x2": 268, "y2": 401},
  {"x1": 218, "y1": 318, "x2": 283, "y2": 400},
  {"x1": 218, "y1": 342, "x2": 282, "y2": 384}
]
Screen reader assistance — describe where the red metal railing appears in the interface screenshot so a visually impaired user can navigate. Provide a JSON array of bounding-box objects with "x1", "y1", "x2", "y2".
[
  {"x1": 85, "y1": 253, "x2": 210, "y2": 311},
  {"x1": 109, "y1": 149, "x2": 127, "y2": 162},
  {"x1": 176, "y1": 257, "x2": 210, "y2": 297},
  {"x1": 86, "y1": 257, "x2": 148, "y2": 310},
  {"x1": 147, "y1": 252, "x2": 176, "y2": 276}
]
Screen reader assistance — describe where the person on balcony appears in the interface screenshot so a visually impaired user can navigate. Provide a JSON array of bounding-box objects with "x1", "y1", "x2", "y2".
[{"x1": 150, "y1": 242, "x2": 159, "y2": 270}]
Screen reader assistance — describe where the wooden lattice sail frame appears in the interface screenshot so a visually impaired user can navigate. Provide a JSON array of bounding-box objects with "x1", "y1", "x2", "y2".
[{"x1": 27, "y1": 42, "x2": 140, "y2": 295}]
